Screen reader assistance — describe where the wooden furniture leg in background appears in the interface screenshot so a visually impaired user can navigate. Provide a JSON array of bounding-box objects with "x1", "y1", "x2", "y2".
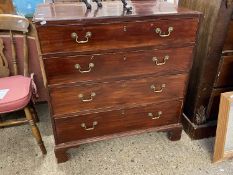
[{"x1": 24, "y1": 106, "x2": 47, "y2": 155}]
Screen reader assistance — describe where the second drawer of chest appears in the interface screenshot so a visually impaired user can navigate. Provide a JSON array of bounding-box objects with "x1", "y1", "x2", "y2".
[
  {"x1": 44, "y1": 47, "x2": 193, "y2": 85},
  {"x1": 50, "y1": 74, "x2": 187, "y2": 117},
  {"x1": 54, "y1": 100, "x2": 182, "y2": 144}
]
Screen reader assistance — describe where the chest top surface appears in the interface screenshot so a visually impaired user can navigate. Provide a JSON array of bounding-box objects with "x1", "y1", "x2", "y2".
[{"x1": 33, "y1": 0, "x2": 201, "y2": 24}]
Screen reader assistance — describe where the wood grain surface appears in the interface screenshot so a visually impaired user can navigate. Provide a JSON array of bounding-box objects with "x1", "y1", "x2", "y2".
[
  {"x1": 223, "y1": 19, "x2": 233, "y2": 52},
  {"x1": 37, "y1": 18, "x2": 198, "y2": 55},
  {"x1": 33, "y1": 1, "x2": 201, "y2": 23},
  {"x1": 49, "y1": 74, "x2": 187, "y2": 117},
  {"x1": 213, "y1": 92, "x2": 233, "y2": 163},
  {"x1": 44, "y1": 46, "x2": 193, "y2": 85},
  {"x1": 34, "y1": 1, "x2": 201, "y2": 163},
  {"x1": 55, "y1": 100, "x2": 182, "y2": 144},
  {"x1": 214, "y1": 55, "x2": 233, "y2": 88}
]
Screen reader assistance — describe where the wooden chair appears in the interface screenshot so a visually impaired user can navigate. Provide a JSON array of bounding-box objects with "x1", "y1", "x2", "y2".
[{"x1": 0, "y1": 14, "x2": 46, "y2": 155}]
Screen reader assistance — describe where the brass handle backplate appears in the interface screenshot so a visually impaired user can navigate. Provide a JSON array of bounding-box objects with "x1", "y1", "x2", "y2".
[
  {"x1": 71, "y1": 31, "x2": 92, "y2": 44},
  {"x1": 79, "y1": 92, "x2": 96, "y2": 102},
  {"x1": 150, "y1": 84, "x2": 166, "y2": 93},
  {"x1": 74, "y1": 63, "x2": 94, "y2": 73},
  {"x1": 148, "y1": 111, "x2": 162, "y2": 120},
  {"x1": 155, "y1": 27, "x2": 173, "y2": 37},
  {"x1": 81, "y1": 121, "x2": 98, "y2": 131},
  {"x1": 152, "y1": 55, "x2": 169, "y2": 66}
]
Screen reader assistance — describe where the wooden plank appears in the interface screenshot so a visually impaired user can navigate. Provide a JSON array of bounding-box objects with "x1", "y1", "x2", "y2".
[
  {"x1": 0, "y1": 14, "x2": 29, "y2": 32},
  {"x1": 179, "y1": 0, "x2": 221, "y2": 123},
  {"x1": 213, "y1": 92, "x2": 233, "y2": 163},
  {"x1": 0, "y1": 0, "x2": 15, "y2": 14},
  {"x1": 0, "y1": 118, "x2": 28, "y2": 127},
  {"x1": 180, "y1": 0, "x2": 233, "y2": 126}
]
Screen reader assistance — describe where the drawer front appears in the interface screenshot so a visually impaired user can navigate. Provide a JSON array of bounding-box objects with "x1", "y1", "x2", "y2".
[
  {"x1": 223, "y1": 20, "x2": 233, "y2": 52},
  {"x1": 37, "y1": 19, "x2": 198, "y2": 54},
  {"x1": 50, "y1": 74, "x2": 187, "y2": 116},
  {"x1": 44, "y1": 47, "x2": 193, "y2": 85},
  {"x1": 55, "y1": 100, "x2": 182, "y2": 144},
  {"x1": 214, "y1": 55, "x2": 233, "y2": 88}
]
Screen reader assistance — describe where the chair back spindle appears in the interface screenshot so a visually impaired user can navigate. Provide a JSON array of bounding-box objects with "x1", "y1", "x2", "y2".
[
  {"x1": 0, "y1": 14, "x2": 29, "y2": 77},
  {"x1": 9, "y1": 30, "x2": 17, "y2": 75},
  {"x1": 23, "y1": 33, "x2": 29, "y2": 77},
  {"x1": 0, "y1": 38, "x2": 10, "y2": 77}
]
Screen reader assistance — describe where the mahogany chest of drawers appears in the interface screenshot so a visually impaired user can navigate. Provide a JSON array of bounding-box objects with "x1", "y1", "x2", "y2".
[{"x1": 34, "y1": 1, "x2": 201, "y2": 163}]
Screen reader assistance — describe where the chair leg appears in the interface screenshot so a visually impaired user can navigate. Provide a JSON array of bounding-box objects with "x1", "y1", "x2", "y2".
[
  {"x1": 29, "y1": 105, "x2": 39, "y2": 123},
  {"x1": 24, "y1": 106, "x2": 47, "y2": 155}
]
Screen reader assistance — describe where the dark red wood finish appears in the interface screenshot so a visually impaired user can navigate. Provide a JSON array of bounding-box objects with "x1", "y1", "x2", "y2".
[
  {"x1": 34, "y1": 1, "x2": 201, "y2": 163},
  {"x1": 33, "y1": 1, "x2": 200, "y2": 23},
  {"x1": 37, "y1": 19, "x2": 198, "y2": 55},
  {"x1": 55, "y1": 100, "x2": 182, "y2": 144},
  {"x1": 50, "y1": 74, "x2": 187, "y2": 117},
  {"x1": 223, "y1": 20, "x2": 233, "y2": 51},
  {"x1": 214, "y1": 55, "x2": 233, "y2": 88},
  {"x1": 44, "y1": 47, "x2": 193, "y2": 85},
  {"x1": 54, "y1": 123, "x2": 183, "y2": 163},
  {"x1": 207, "y1": 87, "x2": 233, "y2": 119}
]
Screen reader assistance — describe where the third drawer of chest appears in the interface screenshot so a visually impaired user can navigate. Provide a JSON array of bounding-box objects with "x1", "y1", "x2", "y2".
[
  {"x1": 54, "y1": 100, "x2": 182, "y2": 144},
  {"x1": 44, "y1": 47, "x2": 193, "y2": 85},
  {"x1": 50, "y1": 74, "x2": 187, "y2": 117}
]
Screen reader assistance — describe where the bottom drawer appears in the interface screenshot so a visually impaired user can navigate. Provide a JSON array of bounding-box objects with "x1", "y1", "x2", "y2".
[{"x1": 55, "y1": 100, "x2": 182, "y2": 144}]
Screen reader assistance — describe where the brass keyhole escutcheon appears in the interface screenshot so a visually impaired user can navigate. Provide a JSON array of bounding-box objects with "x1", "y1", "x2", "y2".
[{"x1": 148, "y1": 111, "x2": 162, "y2": 120}]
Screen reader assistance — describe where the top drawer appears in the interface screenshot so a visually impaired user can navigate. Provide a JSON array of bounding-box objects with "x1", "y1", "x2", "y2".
[
  {"x1": 37, "y1": 18, "x2": 199, "y2": 55},
  {"x1": 214, "y1": 55, "x2": 233, "y2": 88}
]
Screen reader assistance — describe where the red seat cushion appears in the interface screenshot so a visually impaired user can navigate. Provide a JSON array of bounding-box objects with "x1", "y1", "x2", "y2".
[{"x1": 0, "y1": 75, "x2": 32, "y2": 114}]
